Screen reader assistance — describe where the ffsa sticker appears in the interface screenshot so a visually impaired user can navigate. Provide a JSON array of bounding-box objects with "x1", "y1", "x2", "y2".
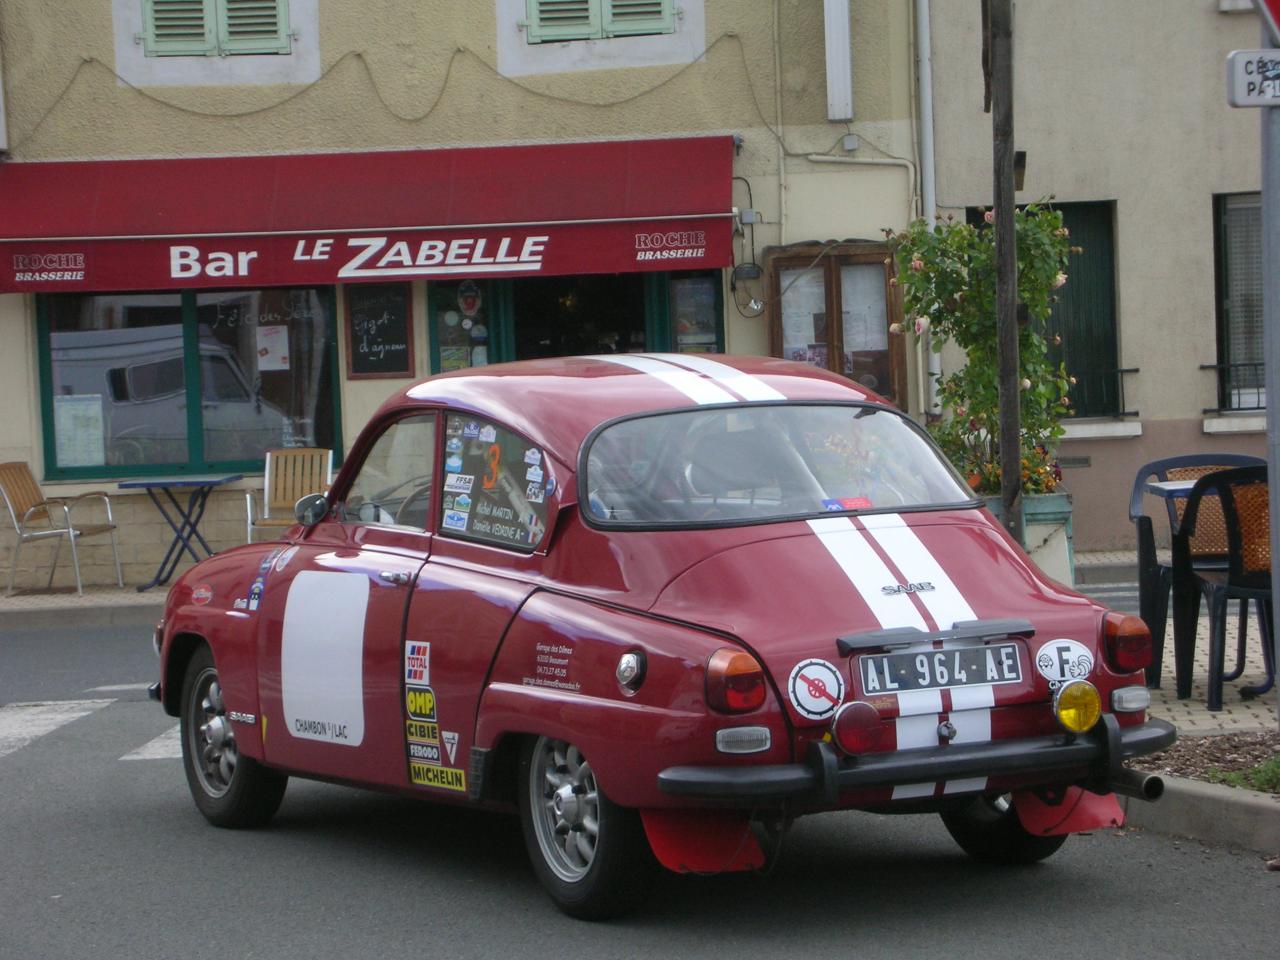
[
  {"x1": 788, "y1": 658, "x2": 846, "y2": 720},
  {"x1": 1035, "y1": 639, "x2": 1095, "y2": 687}
]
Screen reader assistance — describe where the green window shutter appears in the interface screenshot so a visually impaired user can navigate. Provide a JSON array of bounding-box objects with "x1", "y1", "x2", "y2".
[
  {"x1": 525, "y1": 0, "x2": 602, "y2": 43},
  {"x1": 216, "y1": 0, "x2": 292, "y2": 55},
  {"x1": 603, "y1": 0, "x2": 674, "y2": 37},
  {"x1": 142, "y1": 0, "x2": 217, "y2": 57}
]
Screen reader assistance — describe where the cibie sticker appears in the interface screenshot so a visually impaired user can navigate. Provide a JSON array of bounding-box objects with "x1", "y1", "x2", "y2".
[
  {"x1": 1035, "y1": 639, "x2": 1095, "y2": 687},
  {"x1": 788, "y1": 658, "x2": 846, "y2": 720}
]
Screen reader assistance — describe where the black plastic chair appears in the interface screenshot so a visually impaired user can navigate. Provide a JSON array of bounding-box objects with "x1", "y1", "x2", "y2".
[
  {"x1": 1129, "y1": 453, "x2": 1265, "y2": 688},
  {"x1": 1179, "y1": 465, "x2": 1276, "y2": 711}
]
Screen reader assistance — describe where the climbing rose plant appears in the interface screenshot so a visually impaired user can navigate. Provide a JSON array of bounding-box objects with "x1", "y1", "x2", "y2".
[{"x1": 887, "y1": 203, "x2": 1076, "y2": 495}]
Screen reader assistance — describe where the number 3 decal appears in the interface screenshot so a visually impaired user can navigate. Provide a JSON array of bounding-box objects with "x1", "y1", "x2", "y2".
[{"x1": 482, "y1": 443, "x2": 501, "y2": 490}]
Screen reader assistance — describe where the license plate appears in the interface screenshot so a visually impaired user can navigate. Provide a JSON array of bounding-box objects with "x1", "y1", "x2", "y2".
[{"x1": 858, "y1": 643, "x2": 1022, "y2": 694}]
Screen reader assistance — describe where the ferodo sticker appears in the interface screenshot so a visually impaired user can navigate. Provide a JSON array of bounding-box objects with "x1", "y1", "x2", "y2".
[
  {"x1": 788, "y1": 658, "x2": 846, "y2": 720},
  {"x1": 408, "y1": 742, "x2": 441, "y2": 764},
  {"x1": 405, "y1": 686, "x2": 437, "y2": 721},
  {"x1": 411, "y1": 763, "x2": 467, "y2": 792},
  {"x1": 1035, "y1": 639, "x2": 1095, "y2": 687}
]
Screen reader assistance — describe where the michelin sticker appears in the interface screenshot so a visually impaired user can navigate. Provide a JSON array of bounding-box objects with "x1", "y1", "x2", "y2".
[
  {"x1": 1035, "y1": 639, "x2": 1095, "y2": 688},
  {"x1": 788, "y1": 658, "x2": 846, "y2": 720}
]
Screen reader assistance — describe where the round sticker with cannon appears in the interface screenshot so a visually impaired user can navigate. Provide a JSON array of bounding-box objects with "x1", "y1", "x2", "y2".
[
  {"x1": 788, "y1": 658, "x2": 846, "y2": 720},
  {"x1": 1035, "y1": 639, "x2": 1095, "y2": 689}
]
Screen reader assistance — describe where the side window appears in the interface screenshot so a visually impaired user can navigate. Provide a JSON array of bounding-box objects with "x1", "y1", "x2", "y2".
[
  {"x1": 342, "y1": 414, "x2": 436, "y2": 530},
  {"x1": 440, "y1": 414, "x2": 549, "y2": 551}
]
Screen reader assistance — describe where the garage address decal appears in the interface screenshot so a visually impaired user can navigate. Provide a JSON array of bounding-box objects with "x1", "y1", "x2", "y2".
[
  {"x1": 281, "y1": 571, "x2": 367, "y2": 746},
  {"x1": 402, "y1": 640, "x2": 468, "y2": 793}
]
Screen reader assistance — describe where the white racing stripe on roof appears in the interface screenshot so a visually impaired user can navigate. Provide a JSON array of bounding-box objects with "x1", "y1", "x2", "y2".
[
  {"x1": 648, "y1": 354, "x2": 788, "y2": 402},
  {"x1": 858, "y1": 513, "x2": 976, "y2": 630},
  {"x1": 589, "y1": 354, "x2": 737, "y2": 405},
  {"x1": 806, "y1": 517, "x2": 928, "y2": 631}
]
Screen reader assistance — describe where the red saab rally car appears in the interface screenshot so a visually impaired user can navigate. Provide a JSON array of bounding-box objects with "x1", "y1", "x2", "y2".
[{"x1": 151, "y1": 354, "x2": 1175, "y2": 919}]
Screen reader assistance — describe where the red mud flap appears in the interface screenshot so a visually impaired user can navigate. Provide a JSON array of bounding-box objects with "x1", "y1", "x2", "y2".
[
  {"x1": 1013, "y1": 787, "x2": 1125, "y2": 837},
  {"x1": 640, "y1": 809, "x2": 766, "y2": 874}
]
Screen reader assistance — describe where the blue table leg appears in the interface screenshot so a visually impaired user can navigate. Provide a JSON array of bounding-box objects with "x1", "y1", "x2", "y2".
[{"x1": 135, "y1": 485, "x2": 214, "y2": 591}]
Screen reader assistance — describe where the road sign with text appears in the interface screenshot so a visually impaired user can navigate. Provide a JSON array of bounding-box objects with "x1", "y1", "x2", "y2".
[{"x1": 1228, "y1": 49, "x2": 1280, "y2": 107}]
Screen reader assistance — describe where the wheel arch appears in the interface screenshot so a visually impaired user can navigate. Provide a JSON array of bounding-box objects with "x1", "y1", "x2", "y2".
[{"x1": 163, "y1": 631, "x2": 207, "y2": 717}]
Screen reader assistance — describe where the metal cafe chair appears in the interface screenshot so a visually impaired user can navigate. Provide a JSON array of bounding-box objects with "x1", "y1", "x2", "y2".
[
  {"x1": 245, "y1": 447, "x2": 332, "y2": 542},
  {"x1": 1178, "y1": 465, "x2": 1276, "y2": 711},
  {"x1": 1129, "y1": 453, "x2": 1264, "y2": 687},
  {"x1": 0, "y1": 461, "x2": 123, "y2": 595}
]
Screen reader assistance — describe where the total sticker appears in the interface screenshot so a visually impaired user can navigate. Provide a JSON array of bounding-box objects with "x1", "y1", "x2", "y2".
[
  {"x1": 788, "y1": 658, "x2": 846, "y2": 720},
  {"x1": 1035, "y1": 639, "x2": 1095, "y2": 687}
]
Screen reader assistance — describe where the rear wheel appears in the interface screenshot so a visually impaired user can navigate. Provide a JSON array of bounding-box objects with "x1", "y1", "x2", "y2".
[
  {"x1": 940, "y1": 794, "x2": 1068, "y2": 865},
  {"x1": 518, "y1": 736, "x2": 655, "y2": 920},
  {"x1": 180, "y1": 646, "x2": 287, "y2": 828}
]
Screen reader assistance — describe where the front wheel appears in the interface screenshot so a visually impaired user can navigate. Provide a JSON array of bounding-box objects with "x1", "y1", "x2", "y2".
[
  {"x1": 940, "y1": 794, "x2": 1068, "y2": 865},
  {"x1": 517, "y1": 736, "x2": 656, "y2": 920},
  {"x1": 180, "y1": 646, "x2": 287, "y2": 828}
]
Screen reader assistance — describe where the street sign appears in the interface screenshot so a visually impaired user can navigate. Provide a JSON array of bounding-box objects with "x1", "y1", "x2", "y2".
[
  {"x1": 1228, "y1": 49, "x2": 1280, "y2": 107},
  {"x1": 1257, "y1": 0, "x2": 1280, "y2": 47}
]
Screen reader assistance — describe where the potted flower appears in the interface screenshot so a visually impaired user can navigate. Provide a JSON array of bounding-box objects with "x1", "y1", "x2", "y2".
[{"x1": 888, "y1": 203, "x2": 1079, "y2": 581}]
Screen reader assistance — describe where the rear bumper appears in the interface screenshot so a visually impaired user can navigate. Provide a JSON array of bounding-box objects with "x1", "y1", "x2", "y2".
[{"x1": 657, "y1": 716, "x2": 1176, "y2": 803}]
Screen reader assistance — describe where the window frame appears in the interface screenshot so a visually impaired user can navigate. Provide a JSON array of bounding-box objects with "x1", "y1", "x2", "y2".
[
  {"x1": 765, "y1": 242, "x2": 908, "y2": 408},
  {"x1": 141, "y1": 0, "x2": 292, "y2": 58},
  {"x1": 1211, "y1": 191, "x2": 1265, "y2": 412},
  {"x1": 36, "y1": 287, "x2": 343, "y2": 481},
  {"x1": 336, "y1": 412, "x2": 438, "y2": 533},
  {"x1": 523, "y1": 0, "x2": 675, "y2": 45}
]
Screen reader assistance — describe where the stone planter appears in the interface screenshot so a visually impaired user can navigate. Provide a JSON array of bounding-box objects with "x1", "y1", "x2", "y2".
[{"x1": 984, "y1": 492, "x2": 1075, "y2": 586}]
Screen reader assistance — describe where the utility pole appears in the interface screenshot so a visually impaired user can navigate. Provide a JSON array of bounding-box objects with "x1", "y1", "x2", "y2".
[{"x1": 989, "y1": 0, "x2": 1023, "y2": 542}]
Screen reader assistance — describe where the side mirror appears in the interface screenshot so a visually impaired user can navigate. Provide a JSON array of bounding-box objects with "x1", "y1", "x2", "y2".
[{"x1": 294, "y1": 493, "x2": 330, "y2": 527}]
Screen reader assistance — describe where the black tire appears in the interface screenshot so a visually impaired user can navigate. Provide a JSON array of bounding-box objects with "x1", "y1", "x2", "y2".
[
  {"x1": 517, "y1": 736, "x2": 657, "y2": 920},
  {"x1": 180, "y1": 646, "x2": 287, "y2": 829},
  {"x1": 940, "y1": 794, "x2": 1069, "y2": 865}
]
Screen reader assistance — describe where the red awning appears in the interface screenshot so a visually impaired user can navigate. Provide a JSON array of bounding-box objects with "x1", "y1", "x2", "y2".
[{"x1": 0, "y1": 137, "x2": 733, "y2": 293}]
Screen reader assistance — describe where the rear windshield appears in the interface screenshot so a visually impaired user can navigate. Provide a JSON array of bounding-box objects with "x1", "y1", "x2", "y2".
[{"x1": 582, "y1": 404, "x2": 974, "y2": 527}]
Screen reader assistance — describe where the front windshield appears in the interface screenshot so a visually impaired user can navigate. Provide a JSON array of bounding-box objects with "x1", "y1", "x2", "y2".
[{"x1": 582, "y1": 404, "x2": 974, "y2": 526}]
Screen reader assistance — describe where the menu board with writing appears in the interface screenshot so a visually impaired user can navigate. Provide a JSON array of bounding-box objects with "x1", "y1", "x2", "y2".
[{"x1": 346, "y1": 283, "x2": 414, "y2": 379}]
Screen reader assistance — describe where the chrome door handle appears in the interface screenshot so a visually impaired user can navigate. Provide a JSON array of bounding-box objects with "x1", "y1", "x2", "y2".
[{"x1": 379, "y1": 570, "x2": 410, "y2": 585}]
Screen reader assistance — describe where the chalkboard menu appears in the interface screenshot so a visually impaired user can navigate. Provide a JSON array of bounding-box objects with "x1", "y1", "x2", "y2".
[{"x1": 346, "y1": 282, "x2": 414, "y2": 379}]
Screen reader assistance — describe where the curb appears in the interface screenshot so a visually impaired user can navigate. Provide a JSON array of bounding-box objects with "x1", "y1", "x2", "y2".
[
  {"x1": 1121, "y1": 774, "x2": 1280, "y2": 855},
  {"x1": 0, "y1": 603, "x2": 164, "y2": 632}
]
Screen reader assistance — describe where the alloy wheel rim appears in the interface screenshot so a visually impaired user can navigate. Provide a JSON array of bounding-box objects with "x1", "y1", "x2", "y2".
[
  {"x1": 530, "y1": 737, "x2": 600, "y2": 883},
  {"x1": 189, "y1": 668, "x2": 237, "y2": 798}
]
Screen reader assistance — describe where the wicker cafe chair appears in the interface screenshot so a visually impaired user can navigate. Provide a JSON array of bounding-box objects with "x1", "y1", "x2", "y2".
[
  {"x1": 1128, "y1": 453, "x2": 1265, "y2": 686},
  {"x1": 0, "y1": 461, "x2": 123, "y2": 596},
  {"x1": 245, "y1": 448, "x2": 333, "y2": 542},
  {"x1": 1179, "y1": 466, "x2": 1277, "y2": 710}
]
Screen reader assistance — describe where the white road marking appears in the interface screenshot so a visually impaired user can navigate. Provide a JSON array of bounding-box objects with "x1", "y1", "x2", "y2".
[
  {"x1": 648, "y1": 353, "x2": 789, "y2": 401},
  {"x1": 0, "y1": 700, "x2": 113, "y2": 760},
  {"x1": 589, "y1": 354, "x2": 737, "y2": 405},
  {"x1": 120, "y1": 725, "x2": 182, "y2": 761},
  {"x1": 84, "y1": 683, "x2": 152, "y2": 692}
]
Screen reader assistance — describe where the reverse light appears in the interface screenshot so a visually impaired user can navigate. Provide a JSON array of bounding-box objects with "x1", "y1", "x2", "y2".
[
  {"x1": 831, "y1": 701, "x2": 892, "y2": 755},
  {"x1": 1112, "y1": 685, "x2": 1151, "y2": 713},
  {"x1": 715, "y1": 726, "x2": 772, "y2": 754},
  {"x1": 1054, "y1": 679, "x2": 1102, "y2": 734},
  {"x1": 1103, "y1": 613, "x2": 1152, "y2": 673},
  {"x1": 706, "y1": 648, "x2": 767, "y2": 713}
]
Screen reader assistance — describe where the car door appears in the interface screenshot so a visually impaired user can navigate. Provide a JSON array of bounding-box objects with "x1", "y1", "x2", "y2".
[{"x1": 256, "y1": 411, "x2": 438, "y2": 787}]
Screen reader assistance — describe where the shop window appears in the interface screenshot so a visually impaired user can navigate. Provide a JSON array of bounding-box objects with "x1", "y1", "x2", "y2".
[
  {"x1": 523, "y1": 0, "x2": 674, "y2": 43},
  {"x1": 668, "y1": 273, "x2": 722, "y2": 353},
  {"x1": 431, "y1": 280, "x2": 493, "y2": 373},
  {"x1": 766, "y1": 243, "x2": 907, "y2": 407},
  {"x1": 39, "y1": 288, "x2": 340, "y2": 478},
  {"x1": 1212, "y1": 193, "x2": 1264, "y2": 411},
  {"x1": 141, "y1": 0, "x2": 292, "y2": 57}
]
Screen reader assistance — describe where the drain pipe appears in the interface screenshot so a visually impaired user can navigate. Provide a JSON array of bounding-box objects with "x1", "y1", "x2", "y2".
[
  {"x1": 916, "y1": 0, "x2": 941, "y2": 415},
  {"x1": 773, "y1": 0, "x2": 788, "y2": 245}
]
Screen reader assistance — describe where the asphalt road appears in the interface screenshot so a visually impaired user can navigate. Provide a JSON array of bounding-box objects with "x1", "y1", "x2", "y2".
[{"x1": 1, "y1": 624, "x2": 1275, "y2": 960}]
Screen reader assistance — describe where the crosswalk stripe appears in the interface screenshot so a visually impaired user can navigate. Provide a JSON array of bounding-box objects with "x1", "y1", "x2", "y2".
[
  {"x1": 0, "y1": 700, "x2": 113, "y2": 760},
  {"x1": 85, "y1": 682, "x2": 153, "y2": 693},
  {"x1": 120, "y1": 725, "x2": 182, "y2": 761}
]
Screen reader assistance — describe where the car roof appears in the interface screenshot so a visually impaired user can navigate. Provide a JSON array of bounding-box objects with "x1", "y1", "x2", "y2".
[{"x1": 393, "y1": 354, "x2": 888, "y2": 465}]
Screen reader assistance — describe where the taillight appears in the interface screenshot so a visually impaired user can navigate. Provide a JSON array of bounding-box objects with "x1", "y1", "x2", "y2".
[
  {"x1": 706, "y1": 648, "x2": 767, "y2": 713},
  {"x1": 831, "y1": 701, "x2": 893, "y2": 755},
  {"x1": 1103, "y1": 613, "x2": 1152, "y2": 673}
]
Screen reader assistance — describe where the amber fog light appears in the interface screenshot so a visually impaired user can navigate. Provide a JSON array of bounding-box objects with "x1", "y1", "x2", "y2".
[
  {"x1": 832, "y1": 701, "x2": 891, "y2": 755},
  {"x1": 706, "y1": 648, "x2": 767, "y2": 713},
  {"x1": 1103, "y1": 612, "x2": 1152, "y2": 673},
  {"x1": 1054, "y1": 680, "x2": 1101, "y2": 734}
]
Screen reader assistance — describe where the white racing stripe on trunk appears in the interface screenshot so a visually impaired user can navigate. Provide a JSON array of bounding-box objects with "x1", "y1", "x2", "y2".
[
  {"x1": 891, "y1": 782, "x2": 936, "y2": 800},
  {"x1": 858, "y1": 513, "x2": 976, "y2": 629},
  {"x1": 943, "y1": 777, "x2": 988, "y2": 795},
  {"x1": 648, "y1": 354, "x2": 789, "y2": 401},
  {"x1": 895, "y1": 713, "x2": 939, "y2": 749},
  {"x1": 0, "y1": 700, "x2": 113, "y2": 760},
  {"x1": 949, "y1": 684, "x2": 996, "y2": 710},
  {"x1": 806, "y1": 517, "x2": 928, "y2": 631},
  {"x1": 589, "y1": 354, "x2": 737, "y2": 405},
  {"x1": 895, "y1": 688, "x2": 943, "y2": 717},
  {"x1": 948, "y1": 708, "x2": 992, "y2": 745},
  {"x1": 120, "y1": 725, "x2": 181, "y2": 761}
]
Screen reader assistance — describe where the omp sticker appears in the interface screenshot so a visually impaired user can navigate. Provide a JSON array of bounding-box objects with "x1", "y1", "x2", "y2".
[
  {"x1": 273, "y1": 545, "x2": 300, "y2": 573},
  {"x1": 590, "y1": 354, "x2": 736, "y2": 405},
  {"x1": 411, "y1": 763, "x2": 467, "y2": 792},
  {"x1": 191, "y1": 584, "x2": 213, "y2": 605},
  {"x1": 443, "y1": 473, "x2": 474, "y2": 494},
  {"x1": 648, "y1": 353, "x2": 790, "y2": 402},
  {"x1": 405, "y1": 686, "x2": 437, "y2": 721},
  {"x1": 281, "y1": 571, "x2": 367, "y2": 747},
  {"x1": 404, "y1": 642, "x2": 430, "y2": 685},
  {"x1": 1035, "y1": 639, "x2": 1094, "y2": 687},
  {"x1": 405, "y1": 720, "x2": 439, "y2": 743},
  {"x1": 857, "y1": 513, "x2": 976, "y2": 630},
  {"x1": 788, "y1": 658, "x2": 845, "y2": 720},
  {"x1": 442, "y1": 731, "x2": 459, "y2": 764}
]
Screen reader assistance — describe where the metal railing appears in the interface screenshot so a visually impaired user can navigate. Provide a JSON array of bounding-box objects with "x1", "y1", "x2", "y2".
[
  {"x1": 1065, "y1": 367, "x2": 1140, "y2": 419},
  {"x1": 1199, "y1": 361, "x2": 1266, "y2": 413}
]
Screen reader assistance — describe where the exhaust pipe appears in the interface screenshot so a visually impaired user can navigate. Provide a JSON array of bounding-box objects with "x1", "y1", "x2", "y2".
[{"x1": 1108, "y1": 768, "x2": 1164, "y2": 802}]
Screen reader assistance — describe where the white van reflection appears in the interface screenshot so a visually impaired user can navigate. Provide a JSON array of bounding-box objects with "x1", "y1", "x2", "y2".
[{"x1": 52, "y1": 324, "x2": 286, "y2": 465}]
